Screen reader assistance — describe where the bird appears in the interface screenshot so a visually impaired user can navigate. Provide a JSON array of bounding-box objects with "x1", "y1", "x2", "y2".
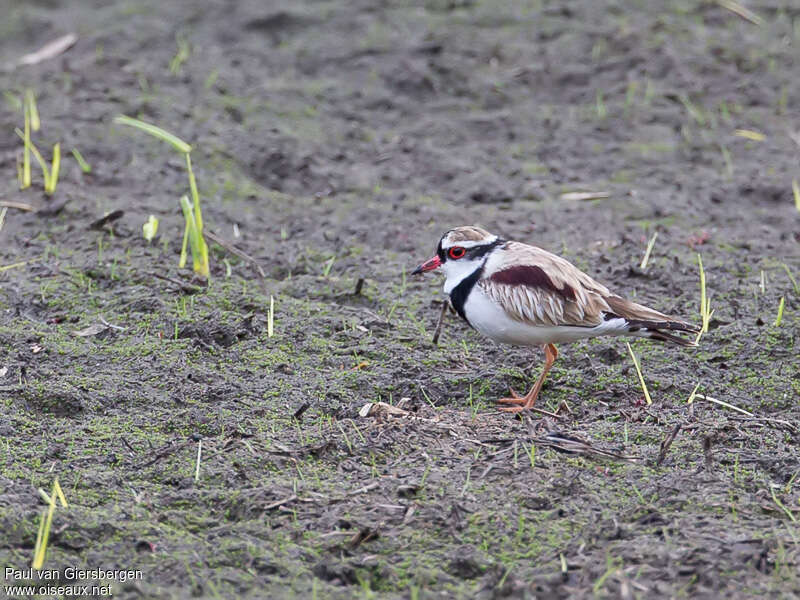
[{"x1": 412, "y1": 226, "x2": 699, "y2": 414}]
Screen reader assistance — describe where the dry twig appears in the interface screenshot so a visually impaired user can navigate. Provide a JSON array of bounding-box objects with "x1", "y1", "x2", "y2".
[
  {"x1": 18, "y1": 33, "x2": 77, "y2": 66},
  {"x1": 149, "y1": 271, "x2": 205, "y2": 293},
  {"x1": 432, "y1": 300, "x2": 449, "y2": 345},
  {"x1": 656, "y1": 424, "x2": 681, "y2": 466},
  {"x1": 0, "y1": 201, "x2": 36, "y2": 212},
  {"x1": 205, "y1": 230, "x2": 266, "y2": 278}
]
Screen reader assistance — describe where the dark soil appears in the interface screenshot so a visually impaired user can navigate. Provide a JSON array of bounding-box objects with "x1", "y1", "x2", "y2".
[{"x1": 1, "y1": 1, "x2": 798, "y2": 598}]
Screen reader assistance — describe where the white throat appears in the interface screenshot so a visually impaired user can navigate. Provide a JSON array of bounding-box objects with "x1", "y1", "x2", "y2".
[{"x1": 442, "y1": 258, "x2": 485, "y2": 294}]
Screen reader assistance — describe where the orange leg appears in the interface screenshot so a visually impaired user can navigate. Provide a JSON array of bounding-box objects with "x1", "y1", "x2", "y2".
[{"x1": 497, "y1": 344, "x2": 558, "y2": 413}]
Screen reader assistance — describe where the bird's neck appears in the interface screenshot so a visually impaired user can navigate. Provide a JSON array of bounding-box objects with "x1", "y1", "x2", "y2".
[{"x1": 447, "y1": 264, "x2": 484, "y2": 325}]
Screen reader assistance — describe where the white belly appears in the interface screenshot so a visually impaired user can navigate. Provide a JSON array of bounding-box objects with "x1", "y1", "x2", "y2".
[{"x1": 462, "y1": 286, "x2": 627, "y2": 346}]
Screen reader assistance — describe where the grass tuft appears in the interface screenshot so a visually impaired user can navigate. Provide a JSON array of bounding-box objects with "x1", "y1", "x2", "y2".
[
  {"x1": 115, "y1": 115, "x2": 209, "y2": 278},
  {"x1": 32, "y1": 478, "x2": 68, "y2": 569},
  {"x1": 15, "y1": 130, "x2": 61, "y2": 195}
]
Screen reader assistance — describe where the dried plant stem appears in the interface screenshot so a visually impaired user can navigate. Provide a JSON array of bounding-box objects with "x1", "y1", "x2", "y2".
[{"x1": 626, "y1": 342, "x2": 652, "y2": 405}]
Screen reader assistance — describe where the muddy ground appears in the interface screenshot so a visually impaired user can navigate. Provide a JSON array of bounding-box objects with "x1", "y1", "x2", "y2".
[{"x1": 1, "y1": 0, "x2": 799, "y2": 598}]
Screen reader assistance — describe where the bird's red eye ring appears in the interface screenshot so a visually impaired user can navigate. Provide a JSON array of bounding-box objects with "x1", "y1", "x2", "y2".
[{"x1": 448, "y1": 246, "x2": 466, "y2": 259}]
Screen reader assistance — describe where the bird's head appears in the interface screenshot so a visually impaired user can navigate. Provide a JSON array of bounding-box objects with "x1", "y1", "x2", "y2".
[{"x1": 412, "y1": 226, "x2": 501, "y2": 289}]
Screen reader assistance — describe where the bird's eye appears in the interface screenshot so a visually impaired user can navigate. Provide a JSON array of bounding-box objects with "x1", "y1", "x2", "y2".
[{"x1": 448, "y1": 246, "x2": 466, "y2": 259}]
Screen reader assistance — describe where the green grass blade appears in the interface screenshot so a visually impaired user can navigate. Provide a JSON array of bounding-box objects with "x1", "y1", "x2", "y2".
[
  {"x1": 793, "y1": 179, "x2": 800, "y2": 213},
  {"x1": 22, "y1": 105, "x2": 31, "y2": 189},
  {"x1": 184, "y1": 154, "x2": 209, "y2": 277},
  {"x1": 695, "y1": 254, "x2": 711, "y2": 343},
  {"x1": 0, "y1": 259, "x2": 38, "y2": 273},
  {"x1": 179, "y1": 222, "x2": 190, "y2": 268},
  {"x1": 53, "y1": 479, "x2": 68, "y2": 507},
  {"x1": 143, "y1": 215, "x2": 159, "y2": 242},
  {"x1": 185, "y1": 153, "x2": 202, "y2": 231},
  {"x1": 16, "y1": 128, "x2": 50, "y2": 185},
  {"x1": 32, "y1": 487, "x2": 57, "y2": 569},
  {"x1": 170, "y1": 34, "x2": 191, "y2": 75},
  {"x1": 640, "y1": 231, "x2": 658, "y2": 269},
  {"x1": 626, "y1": 342, "x2": 652, "y2": 405},
  {"x1": 180, "y1": 195, "x2": 200, "y2": 269},
  {"x1": 686, "y1": 382, "x2": 701, "y2": 404},
  {"x1": 46, "y1": 143, "x2": 60, "y2": 194},
  {"x1": 183, "y1": 154, "x2": 209, "y2": 277},
  {"x1": 32, "y1": 507, "x2": 47, "y2": 568},
  {"x1": 4, "y1": 91, "x2": 22, "y2": 111},
  {"x1": 774, "y1": 297, "x2": 785, "y2": 327},
  {"x1": 71, "y1": 148, "x2": 92, "y2": 173},
  {"x1": 198, "y1": 235, "x2": 209, "y2": 278},
  {"x1": 179, "y1": 195, "x2": 208, "y2": 278},
  {"x1": 770, "y1": 486, "x2": 797, "y2": 523},
  {"x1": 26, "y1": 89, "x2": 40, "y2": 132},
  {"x1": 782, "y1": 264, "x2": 799, "y2": 294},
  {"x1": 114, "y1": 115, "x2": 192, "y2": 154}
]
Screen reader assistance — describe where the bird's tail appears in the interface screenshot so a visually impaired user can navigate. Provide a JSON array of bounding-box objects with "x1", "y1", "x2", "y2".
[
  {"x1": 636, "y1": 325, "x2": 699, "y2": 347},
  {"x1": 605, "y1": 296, "x2": 700, "y2": 347}
]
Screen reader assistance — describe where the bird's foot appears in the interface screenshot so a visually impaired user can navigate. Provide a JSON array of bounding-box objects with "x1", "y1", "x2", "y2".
[
  {"x1": 496, "y1": 389, "x2": 526, "y2": 405},
  {"x1": 496, "y1": 386, "x2": 540, "y2": 413},
  {"x1": 497, "y1": 405, "x2": 528, "y2": 413}
]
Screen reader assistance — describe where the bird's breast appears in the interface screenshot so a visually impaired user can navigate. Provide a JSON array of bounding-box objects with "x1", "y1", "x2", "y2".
[{"x1": 463, "y1": 286, "x2": 603, "y2": 346}]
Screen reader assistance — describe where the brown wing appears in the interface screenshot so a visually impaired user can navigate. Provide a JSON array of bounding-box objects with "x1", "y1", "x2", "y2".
[
  {"x1": 479, "y1": 241, "x2": 698, "y2": 332},
  {"x1": 479, "y1": 242, "x2": 614, "y2": 327}
]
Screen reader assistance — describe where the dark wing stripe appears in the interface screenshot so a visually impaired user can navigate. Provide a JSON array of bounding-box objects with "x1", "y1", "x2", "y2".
[{"x1": 489, "y1": 265, "x2": 577, "y2": 301}]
